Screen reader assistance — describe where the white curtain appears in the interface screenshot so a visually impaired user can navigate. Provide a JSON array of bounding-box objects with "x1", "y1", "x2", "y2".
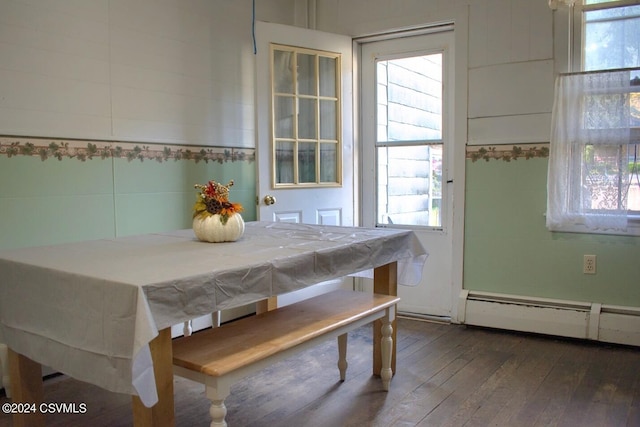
[{"x1": 547, "y1": 69, "x2": 634, "y2": 233}]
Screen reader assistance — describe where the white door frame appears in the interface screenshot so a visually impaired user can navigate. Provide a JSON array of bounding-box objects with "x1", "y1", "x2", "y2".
[{"x1": 354, "y1": 7, "x2": 468, "y2": 322}]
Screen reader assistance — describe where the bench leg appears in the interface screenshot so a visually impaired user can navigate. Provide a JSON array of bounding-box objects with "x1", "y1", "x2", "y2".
[
  {"x1": 212, "y1": 311, "x2": 221, "y2": 328},
  {"x1": 337, "y1": 333, "x2": 348, "y2": 381},
  {"x1": 183, "y1": 320, "x2": 193, "y2": 336},
  {"x1": 209, "y1": 399, "x2": 227, "y2": 427},
  {"x1": 380, "y1": 307, "x2": 394, "y2": 391},
  {"x1": 185, "y1": 311, "x2": 221, "y2": 337},
  {"x1": 205, "y1": 379, "x2": 231, "y2": 427}
]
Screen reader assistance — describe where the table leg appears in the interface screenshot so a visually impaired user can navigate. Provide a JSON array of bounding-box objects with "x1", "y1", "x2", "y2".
[
  {"x1": 0, "y1": 343, "x2": 11, "y2": 398},
  {"x1": 256, "y1": 297, "x2": 277, "y2": 314},
  {"x1": 8, "y1": 348, "x2": 44, "y2": 427},
  {"x1": 373, "y1": 261, "x2": 398, "y2": 376},
  {"x1": 132, "y1": 328, "x2": 174, "y2": 427}
]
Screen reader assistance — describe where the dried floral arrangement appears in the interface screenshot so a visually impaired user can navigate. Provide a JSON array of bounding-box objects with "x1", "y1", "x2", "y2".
[{"x1": 193, "y1": 179, "x2": 243, "y2": 224}]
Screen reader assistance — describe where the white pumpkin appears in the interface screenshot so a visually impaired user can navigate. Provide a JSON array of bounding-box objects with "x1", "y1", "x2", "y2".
[{"x1": 192, "y1": 213, "x2": 245, "y2": 243}]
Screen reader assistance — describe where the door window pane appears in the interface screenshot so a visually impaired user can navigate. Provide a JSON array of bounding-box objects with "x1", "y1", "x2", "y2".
[
  {"x1": 319, "y1": 56, "x2": 337, "y2": 97},
  {"x1": 297, "y1": 53, "x2": 316, "y2": 96},
  {"x1": 273, "y1": 50, "x2": 294, "y2": 93},
  {"x1": 270, "y1": 44, "x2": 341, "y2": 187},
  {"x1": 377, "y1": 145, "x2": 442, "y2": 227},
  {"x1": 377, "y1": 54, "x2": 442, "y2": 143},
  {"x1": 375, "y1": 52, "x2": 444, "y2": 227},
  {"x1": 320, "y1": 143, "x2": 337, "y2": 182},
  {"x1": 298, "y1": 98, "x2": 316, "y2": 139},
  {"x1": 320, "y1": 99, "x2": 337, "y2": 140},
  {"x1": 298, "y1": 142, "x2": 316, "y2": 183},
  {"x1": 275, "y1": 141, "x2": 294, "y2": 184},
  {"x1": 274, "y1": 96, "x2": 294, "y2": 138}
]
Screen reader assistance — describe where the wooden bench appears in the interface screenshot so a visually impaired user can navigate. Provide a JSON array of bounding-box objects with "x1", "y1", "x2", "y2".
[{"x1": 172, "y1": 289, "x2": 400, "y2": 427}]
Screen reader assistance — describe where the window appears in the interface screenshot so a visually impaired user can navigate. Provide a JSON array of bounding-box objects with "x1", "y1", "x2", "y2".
[
  {"x1": 547, "y1": 0, "x2": 640, "y2": 234},
  {"x1": 270, "y1": 44, "x2": 342, "y2": 188},
  {"x1": 375, "y1": 53, "x2": 444, "y2": 228}
]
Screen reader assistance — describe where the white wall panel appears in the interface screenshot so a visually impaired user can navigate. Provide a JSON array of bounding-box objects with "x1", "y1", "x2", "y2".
[
  {"x1": 112, "y1": 118, "x2": 200, "y2": 144},
  {"x1": 0, "y1": 68, "x2": 111, "y2": 136},
  {"x1": 485, "y1": 0, "x2": 511, "y2": 66},
  {"x1": 0, "y1": 42, "x2": 109, "y2": 83},
  {"x1": 468, "y1": 113, "x2": 552, "y2": 145},
  {"x1": 510, "y1": 0, "x2": 531, "y2": 63},
  {"x1": 108, "y1": 0, "x2": 211, "y2": 48},
  {"x1": 0, "y1": 0, "x2": 107, "y2": 44},
  {"x1": 0, "y1": 0, "x2": 110, "y2": 137},
  {"x1": 109, "y1": 28, "x2": 212, "y2": 80},
  {"x1": 13, "y1": 0, "x2": 108, "y2": 24},
  {"x1": 111, "y1": 86, "x2": 210, "y2": 124},
  {"x1": 108, "y1": 0, "x2": 254, "y2": 145},
  {"x1": 0, "y1": 107, "x2": 112, "y2": 138},
  {"x1": 314, "y1": 0, "x2": 459, "y2": 36},
  {"x1": 468, "y1": 0, "x2": 489, "y2": 69},
  {"x1": 0, "y1": 0, "x2": 295, "y2": 146},
  {"x1": 0, "y1": 22, "x2": 108, "y2": 62},
  {"x1": 111, "y1": 84, "x2": 215, "y2": 144},
  {"x1": 468, "y1": 59, "x2": 554, "y2": 118},
  {"x1": 110, "y1": 63, "x2": 213, "y2": 100},
  {"x1": 528, "y1": 0, "x2": 553, "y2": 61},
  {"x1": 469, "y1": 0, "x2": 552, "y2": 68}
]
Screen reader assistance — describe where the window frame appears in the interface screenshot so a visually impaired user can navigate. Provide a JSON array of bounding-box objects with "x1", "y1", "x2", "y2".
[
  {"x1": 570, "y1": 0, "x2": 640, "y2": 72},
  {"x1": 269, "y1": 43, "x2": 343, "y2": 189},
  {"x1": 555, "y1": 0, "x2": 640, "y2": 235},
  {"x1": 373, "y1": 50, "x2": 447, "y2": 230}
]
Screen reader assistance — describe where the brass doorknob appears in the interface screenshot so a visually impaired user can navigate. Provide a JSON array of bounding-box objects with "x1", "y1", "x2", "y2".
[{"x1": 263, "y1": 195, "x2": 276, "y2": 206}]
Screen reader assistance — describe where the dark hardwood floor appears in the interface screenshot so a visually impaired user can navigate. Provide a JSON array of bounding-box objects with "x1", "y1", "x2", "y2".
[{"x1": 2, "y1": 317, "x2": 639, "y2": 426}]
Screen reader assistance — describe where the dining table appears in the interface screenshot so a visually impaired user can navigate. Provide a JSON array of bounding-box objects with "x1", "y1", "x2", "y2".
[{"x1": 0, "y1": 221, "x2": 427, "y2": 426}]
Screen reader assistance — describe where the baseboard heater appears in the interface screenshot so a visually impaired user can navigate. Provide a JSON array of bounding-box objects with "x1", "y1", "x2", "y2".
[{"x1": 458, "y1": 290, "x2": 640, "y2": 347}]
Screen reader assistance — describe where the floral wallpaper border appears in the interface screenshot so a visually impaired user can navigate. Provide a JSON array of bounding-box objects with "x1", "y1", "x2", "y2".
[
  {"x1": 466, "y1": 143, "x2": 549, "y2": 162},
  {"x1": 0, "y1": 136, "x2": 255, "y2": 163},
  {"x1": 2, "y1": 136, "x2": 548, "y2": 165}
]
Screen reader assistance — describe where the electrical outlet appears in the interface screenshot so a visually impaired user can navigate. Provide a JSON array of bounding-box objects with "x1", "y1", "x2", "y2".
[{"x1": 583, "y1": 254, "x2": 596, "y2": 274}]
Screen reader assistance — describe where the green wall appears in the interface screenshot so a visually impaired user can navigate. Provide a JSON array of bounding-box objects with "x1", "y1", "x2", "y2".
[
  {"x1": 0, "y1": 142, "x2": 256, "y2": 250},
  {"x1": 464, "y1": 154, "x2": 640, "y2": 307},
  {"x1": 4, "y1": 143, "x2": 638, "y2": 309}
]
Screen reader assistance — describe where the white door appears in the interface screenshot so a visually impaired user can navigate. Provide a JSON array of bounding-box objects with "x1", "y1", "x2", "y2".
[
  {"x1": 255, "y1": 22, "x2": 355, "y2": 305},
  {"x1": 360, "y1": 30, "x2": 457, "y2": 319},
  {"x1": 255, "y1": 21, "x2": 354, "y2": 226}
]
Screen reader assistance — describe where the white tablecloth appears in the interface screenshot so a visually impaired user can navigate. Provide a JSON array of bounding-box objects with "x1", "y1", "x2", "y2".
[{"x1": 0, "y1": 221, "x2": 427, "y2": 407}]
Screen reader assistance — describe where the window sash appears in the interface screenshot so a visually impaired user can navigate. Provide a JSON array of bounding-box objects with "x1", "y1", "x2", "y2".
[
  {"x1": 549, "y1": 1, "x2": 640, "y2": 234},
  {"x1": 270, "y1": 44, "x2": 342, "y2": 188},
  {"x1": 376, "y1": 142, "x2": 443, "y2": 228},
  {"x1": 547, "y1": 68, "x2": 639, "y2": 232}
]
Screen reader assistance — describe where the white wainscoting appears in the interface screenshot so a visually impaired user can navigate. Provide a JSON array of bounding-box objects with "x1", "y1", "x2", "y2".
[{"x1": 458, "y1": 290, "x2": 640, "y2": 347}]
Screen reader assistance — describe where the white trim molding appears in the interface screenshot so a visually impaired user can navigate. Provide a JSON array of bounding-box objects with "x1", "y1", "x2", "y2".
[{"x1": 548, "y1": 0, "x2": 577, "y2": 10}]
